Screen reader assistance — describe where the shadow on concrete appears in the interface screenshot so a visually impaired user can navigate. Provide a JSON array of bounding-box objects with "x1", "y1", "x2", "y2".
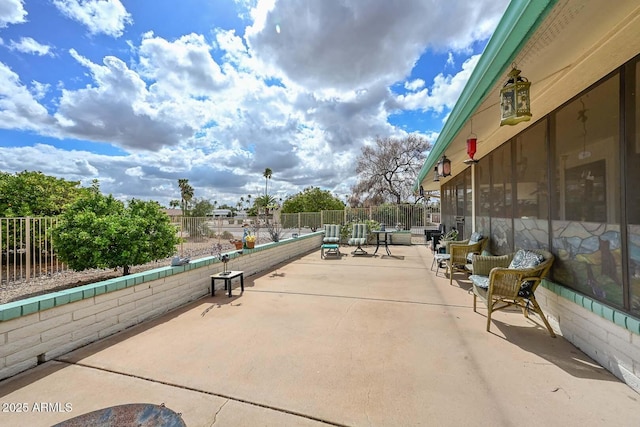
[{"x1": 489, "y1": 314, "x2": 620, "y2": 382}]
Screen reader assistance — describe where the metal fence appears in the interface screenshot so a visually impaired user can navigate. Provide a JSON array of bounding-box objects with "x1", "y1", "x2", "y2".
[
  {"x1": 1, "y1": 217, "x2": 66, "y2": 285},
  {"x1": 1, "y1": 205, "x2": 439, "y2": 285},
  {"x1": 279, "y1": 204, "x2": 440, "y2": 231}
]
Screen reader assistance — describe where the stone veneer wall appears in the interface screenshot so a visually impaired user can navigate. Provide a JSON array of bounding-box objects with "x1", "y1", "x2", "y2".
[
  {"x1": 537, "y1": 283, "x2": 640, "y2": 394},
  {"x1": 0, "y1": 232, "x2": 323, "y2": 381}
]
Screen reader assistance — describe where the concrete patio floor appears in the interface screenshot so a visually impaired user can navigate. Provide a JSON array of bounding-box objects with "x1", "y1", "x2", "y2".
[{"x1": 1, "y1": 245, "x2": 639, "y2": 426}]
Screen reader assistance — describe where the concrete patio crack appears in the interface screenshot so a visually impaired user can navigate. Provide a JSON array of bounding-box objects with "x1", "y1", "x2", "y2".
[
  {"x1": 210, "y1": 398, "x2": 229, "y2": 425},
  {"x1": 54, "y1": 359, "x2": 353, "y2": 427}
]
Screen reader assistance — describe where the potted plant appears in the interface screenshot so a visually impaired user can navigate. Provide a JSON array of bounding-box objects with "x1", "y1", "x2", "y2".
[
  {"x1": 230, "y1": 239, "x2": 243, "y2": 250},
  {"x1": 441, "y1": 228, "x2": 458, "y2": 241},
  {"x1": 245, "y1": 234, "x2": 257, "y2": 249},
  {"x1": 438, "y1": 228, "x2": 459, "y2": 254}
]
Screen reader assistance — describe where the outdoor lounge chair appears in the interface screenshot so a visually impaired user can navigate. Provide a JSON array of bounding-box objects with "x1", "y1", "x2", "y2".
[
  {"x1": 446, "y1": 232, "x2": 488, "y2": 285},
  {"x1": 321, "y1": 224, "x2": 342, "y2": 259},
  {"x1": 469, "y1": 249, "x2": 556, "y2": 337},
  {"x1": 323, "y1": 224, "x2": 341, "y2": 244},
  {"x1": 348, "y1": 223, "x2": 369, "y2": 255}
]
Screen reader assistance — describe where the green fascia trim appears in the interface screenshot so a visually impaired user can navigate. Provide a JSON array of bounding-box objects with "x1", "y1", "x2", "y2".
[
  {"x1": 0, "y1": 233, "x2": 323, "y2": 322},
  {"x1": 541, "y1": 280, "x2": 640, "y2": 335},
  {"x1": 414, "y1": 0, "x2": 557, "y2": 190}
]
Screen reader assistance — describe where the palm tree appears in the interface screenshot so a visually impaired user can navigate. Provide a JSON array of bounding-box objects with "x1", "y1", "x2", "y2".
[
  {"x1": 263, "y1": 168, "x2": 272, "y2": 198},
  {"x1": 178, "y1": 179, "x2": 194, "y2": 216}
]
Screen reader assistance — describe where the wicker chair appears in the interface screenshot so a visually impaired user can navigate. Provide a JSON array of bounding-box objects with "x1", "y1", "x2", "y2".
[
  {"x1": 446, "y1": 235, "x2": 488, "y2": 285},
  {"x1": 469, "y1": 249, "x2": 556, "y2": 337}
]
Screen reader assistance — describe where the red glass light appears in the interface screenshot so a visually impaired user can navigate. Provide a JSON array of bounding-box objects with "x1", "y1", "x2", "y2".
[{"x1": 467, "y1": 137, "x2": 477, "y2": 160}]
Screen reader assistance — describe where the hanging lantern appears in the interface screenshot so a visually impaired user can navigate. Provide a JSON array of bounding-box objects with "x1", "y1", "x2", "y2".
[
  {"x1": 419, "y1": 185, "x2": 424, "y2": 197},
  {"x1": 437, "y1": 155, "x2": 451, "y2": 177},
  {"x1": 500, "y1": 68, "x2": 531, "y2": 126},
  {"x1": 433, "y1": 166, "x2": 440, "y2": 182}
]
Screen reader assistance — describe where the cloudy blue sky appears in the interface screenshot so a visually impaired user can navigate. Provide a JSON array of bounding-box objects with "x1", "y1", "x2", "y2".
[{"x1": 0, "y1": 0, "x2": 509, "y2": 207}]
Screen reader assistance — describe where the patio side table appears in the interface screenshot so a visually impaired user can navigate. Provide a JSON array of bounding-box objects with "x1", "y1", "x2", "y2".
[
  {"x1": 211, "y1": 270, "x2": 244, "y2": 297},
  {"x1": 372, "y1": 230, "x2": 393, "y2": 256}
]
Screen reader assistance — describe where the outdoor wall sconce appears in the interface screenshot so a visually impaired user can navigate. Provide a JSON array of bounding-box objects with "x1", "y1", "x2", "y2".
[
  {"x1": 419, "y1": 185, "x2": 424, "y2": 197},
  {"x1": 500, "y1": 68, "x2": 531, "y2": 126},
  {"x1": 433, "y1": 166, "x2": 440, "y2": 182},
  {"x1": 437, "y1": 155, "x2": 451, "y2": 178}
]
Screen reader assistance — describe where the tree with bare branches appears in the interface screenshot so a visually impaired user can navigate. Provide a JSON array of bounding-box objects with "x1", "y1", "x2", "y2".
[{"x1": 350, "y1": 135, "x2": 430, "y2": 206}]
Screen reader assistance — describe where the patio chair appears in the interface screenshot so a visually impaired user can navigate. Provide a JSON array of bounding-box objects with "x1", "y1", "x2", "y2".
[
  {"x1": 430, "y1": 228, "x2": 459, "y2": 275},
  {"x1": 446, "y1": 232, "x2": 488, "y2": 285},
  {"x1": 321, "y1": 224, "x2": 342, "y2": 259},
  {"x1": 469, "y1": 249, "x2": 556, "y2": 337},
  {"x1": 323, "y1": 224, "x2": 341, "y2": 244},
  {"x1": 348, "y1": 223, "x2": 369, "y2": 255}
]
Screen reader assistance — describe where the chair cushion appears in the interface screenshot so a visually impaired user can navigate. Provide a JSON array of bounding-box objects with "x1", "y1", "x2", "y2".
[
  {"x1": 469, "y1": 275, "x2": 489, "y2": 289},
  {"x1": 434, "y1": 253, "x2": 450, "y2": 261},
  {"x1": 509, "y1": 249, "x2": 544, "y2": 270},
  {"x1": 469, "y1": 232, "x2": 483, "y2": 244},
  {"x1": 509, "y1": 250, "x2": 545, "y2": 298},
  {"x1": 348, "y1": 237, "x2": 366, "y2": 245},
  {"x1": 323, "y1": 225, "x2": 340, "y2": 242},
  {"x1": 351, "y1": 224, "x2": 368, "y2": 238}
]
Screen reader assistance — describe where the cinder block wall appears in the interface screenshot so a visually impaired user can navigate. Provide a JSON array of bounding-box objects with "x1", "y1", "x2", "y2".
[
  {"x1": 389, "y1": 231, "x2": 412, "y2": 245},
  {"x1": 537, "y1": 285, "x2": 640, "y2": 394},
  {"x1": 0, "y1": 233, "x2": 323, "y2": 380}
]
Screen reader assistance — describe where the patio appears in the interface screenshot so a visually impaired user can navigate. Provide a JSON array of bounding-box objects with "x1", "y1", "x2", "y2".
[{"x1": 1, "y1": 245, "x2": 639, "y2": 426}]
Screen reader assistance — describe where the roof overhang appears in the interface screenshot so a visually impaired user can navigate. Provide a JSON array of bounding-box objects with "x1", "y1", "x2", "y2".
[{"x1": 415, "y1": 0, "x2": 640, "y2": 192}]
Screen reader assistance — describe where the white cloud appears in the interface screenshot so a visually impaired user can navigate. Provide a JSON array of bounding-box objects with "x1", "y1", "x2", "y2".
[
  {"x1": 137, "y1": 32, "x2": 228, "y2": 97},
  {"x1": 53, "y1": 49, "x2": 194, "y2": 150},
  {"x1": 7, "y1": 37, "x2": 53, "y2": 56},
  {"x1": 0, "y1": 0, "x2": 27, "y2": 28},
  {"x1": 396, "y1": 54, "x2": 481, "y2": 114},
  {"x1": 0, "y1": 0, "x2": 509, "y2": 206},
  {"x1": 246, "y1": 0, "x2": 507, "y2": 92},
  {"x1": 405, "y1": 79, "x2": 425, "y2": 92},
  {"x1": 446, "y1": 52, "x2": 455, "y2": 68},
  {"x1": 52, "y1": 0, "x2": 132, "y2": 37},
  {"x1": 0, "y1": 62, "x2": 54, "y2": 131},
  {"x1": 30, "y1": 81, "x2": 50, "y2": 100}
]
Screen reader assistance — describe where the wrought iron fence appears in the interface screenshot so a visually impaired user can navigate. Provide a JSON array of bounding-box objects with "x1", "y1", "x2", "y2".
[
  {"x1": 279, "y1": 204, "x2": 440, "y2": 231},
  {"x1": 1, "y1": 204, "x2": 439, "y2": 285},
  {"x1": 1, "y1": 217, "x2": 66, "y2": 285}
]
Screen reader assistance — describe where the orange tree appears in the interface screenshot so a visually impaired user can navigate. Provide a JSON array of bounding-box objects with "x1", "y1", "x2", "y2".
[{"x1": 51, "y1": 184, "x2": 179, "y2": 276}]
